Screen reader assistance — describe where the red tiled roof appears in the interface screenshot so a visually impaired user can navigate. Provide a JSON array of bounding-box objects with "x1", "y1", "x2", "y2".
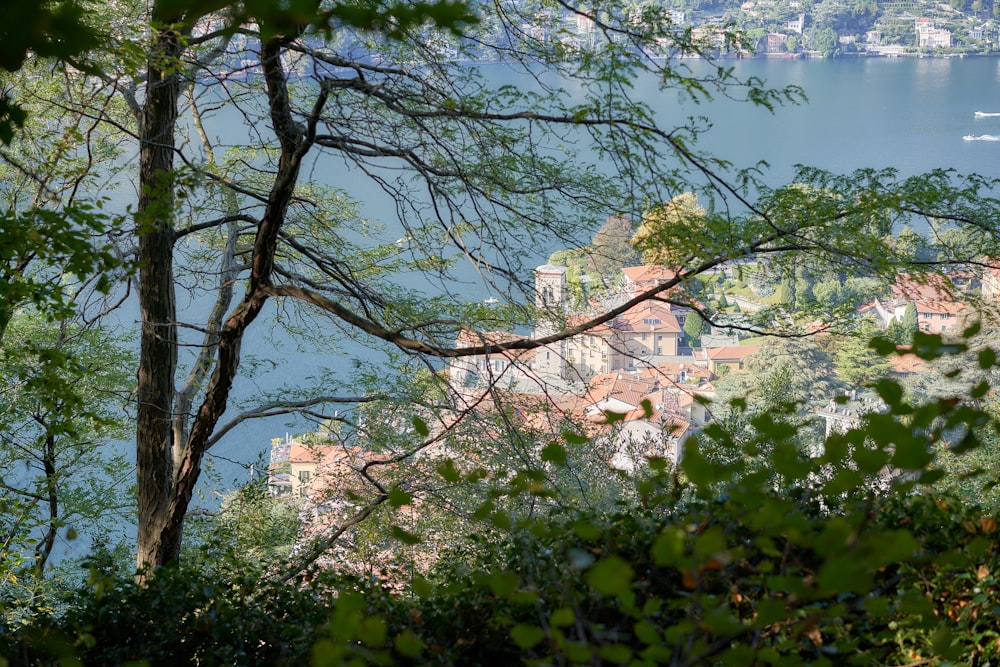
[
  {"x1": 706, "y1": 345, "x2": 760, "y2": 361},
  {"x1": 615, "y1": 301, "x2": 681, "y2": 333},
  {"x1": 621, "y1": 265, "x2": 681, "y2": 285}
]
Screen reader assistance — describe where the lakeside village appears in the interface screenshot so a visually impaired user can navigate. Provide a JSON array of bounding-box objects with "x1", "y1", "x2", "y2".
[
  {"x1": 213, "y1": 0, "x2": 1000, "y2": 84},
  {"x1": 266, "y1": 232, "x2": 1000, "y2": 555}
]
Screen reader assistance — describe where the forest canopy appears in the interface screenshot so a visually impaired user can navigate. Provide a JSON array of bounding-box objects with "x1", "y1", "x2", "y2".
[{"x1": 1, "y1": 0, "x2": 1000, "y2": 664}]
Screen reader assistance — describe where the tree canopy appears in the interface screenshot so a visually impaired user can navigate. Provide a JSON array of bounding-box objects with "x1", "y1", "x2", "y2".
[{"x1": 3, "y1": 1, "x2": 1000, "y2": 663}]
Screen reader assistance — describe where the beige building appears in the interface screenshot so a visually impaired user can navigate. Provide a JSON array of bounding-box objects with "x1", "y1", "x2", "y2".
[
  {"x1": 693, "y1": 345, "x2": 760, "y2": 375},
  {"x1": 268, "y1": 435, "x2": 372, "y2": 500}
]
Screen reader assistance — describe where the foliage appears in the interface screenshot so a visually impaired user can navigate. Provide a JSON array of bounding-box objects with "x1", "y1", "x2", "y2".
[
  {"x1": 0, "y1": 312, "x2": 133, "y2": 612},
  {"x1": 587, "y1": 214, "x2": 642, "y2": 285},
  {"x1": 7, "y1": 329, "x2": 1000, "y2": 666},
  {"x1": 630, "y1": 192, "x2": 707, "y2": 267},
  {"x1": 682, "y1": 312, "x2": 704, "y2": 346},
  {"x1": 0, "y1": 0, "x2": 101, "y2": 143},
  {"x1": 835, "y1": 317, "x2": 894, "y2": 385},
  {"x1": 719, "y1": 336, "x2": 844, "y2": 404},
  {"x1": 901, "y1": 301, "x2": 919, "y2": 343}
]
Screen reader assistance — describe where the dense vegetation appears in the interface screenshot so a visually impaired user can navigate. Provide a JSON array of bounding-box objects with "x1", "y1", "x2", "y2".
[
  {"x1": 2, "y1": 0, "x2": 1000, "y2": 665},
  {"x1": 7, "y1": 332, "x2": 1000, "y2": 665}
]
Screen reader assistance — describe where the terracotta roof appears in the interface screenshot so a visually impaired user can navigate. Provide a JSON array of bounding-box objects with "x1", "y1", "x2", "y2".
[
  {"x1": 615, "y1": 301, "x2": 681, "y2": 333},
  {"x1": 890, "y1": 347, "x2": 929, "y2": 375},
  {"x1": 621, "y1": 265, "x2": 681, "y2": 286},
  {"x1": 706, "y1": 345, "x2": 761, "y2": 360},
  {"x1": 891, "y1": 273, "x2": 956, "y2": 303},
  {"x1": 641, "y1": 362, "x2": 714, "y2": 384}
]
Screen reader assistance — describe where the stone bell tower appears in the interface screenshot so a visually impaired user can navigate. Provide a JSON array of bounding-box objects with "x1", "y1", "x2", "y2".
[{"x1": 533, "y1": 264, "x2": 567, "y2": 379}]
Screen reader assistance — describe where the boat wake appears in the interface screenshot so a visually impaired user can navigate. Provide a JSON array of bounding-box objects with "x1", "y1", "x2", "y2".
[
  {"x1": 963, "y1": 134, "x2": 1000, "y2": 141},
  {"x1": 974, "y1": 111, "x2": 1000, "y2": 117}
]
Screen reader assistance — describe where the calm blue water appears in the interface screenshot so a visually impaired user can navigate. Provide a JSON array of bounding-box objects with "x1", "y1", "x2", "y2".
[
  {"x1": 103, "y1": 56, "x2": 1000, "y2": 515},
  {"x1": 43, "y1": 56, "x2": 996, "y2": 567},
  {"x1": 678, "y1": 57, "x2": 1000, "y2": 181},
  {"x1": 204, "y1": 56, "x2": 1000, "y2": 464}
]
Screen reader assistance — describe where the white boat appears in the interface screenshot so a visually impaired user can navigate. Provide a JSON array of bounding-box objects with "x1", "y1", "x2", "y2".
[
  {"x1": 964, "y1": 134, "x2": 977, "y2": 140},
  {"x1": 964, "y1": 134, "x2": 1000, "y2": 141},
  {"x1": 974, "y1": 111, "x2": 1000, "y2": 118}
]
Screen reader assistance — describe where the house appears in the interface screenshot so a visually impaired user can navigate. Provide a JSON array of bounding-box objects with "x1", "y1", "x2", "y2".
[
  {"x1": 582, "y1": 371, "x2": 695, "y2": 469},
  {"x1": 552, "y1": 301, "x2": 682, "y2": 379},
  {"x1": 981, "y1": 262, "x2": 1000, "y2": 300},
  {"x1": 872, "y1": 273, "x2": 968, "y2": 335},
  {"x1": 693, "y1": 345, "x2": 760, "y2": 375},
  {"x1": 766, "y1": 33, "x2": 788, "y2": 53},
  {"x1": 449, "y1": 329, "x2": 537, "y2": 390},
  {"x1": 619, "y1": 265, "x2": 681, "y2": 299},
  {"x1": 915, "y1": 18, "x2": 952, "y2": 48},
  {"x1": 533, "y1": 265, "x2": 685, "y2": 381},
  {"x1": 783, "y1": 14, "x2": 804, "y2": 34},
  {"x1": 268, "y1": 435, "x2": 372, "y2": 500}
]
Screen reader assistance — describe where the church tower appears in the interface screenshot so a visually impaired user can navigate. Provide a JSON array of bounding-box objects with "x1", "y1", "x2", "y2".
[{"x1": 533, "y1": 264, "x2": 568, "y2": 379}]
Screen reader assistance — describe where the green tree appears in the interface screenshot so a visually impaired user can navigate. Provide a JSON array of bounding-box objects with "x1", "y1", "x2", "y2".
[
  {"x1": 110, "y1": 0, "x2": 807, "y2": 571},
  {"x1": 8, "y1": 0, "x2": 1000, "y2": 584},
  {"x1": 835, "y1": 317, "x2": 894, "y2": 385},
  {"x1": 630, "y1": 192, "x2": 708, "y2": 266},
  {"x1": 812, "y1": 278, "x2": 848, "y2": 309},
  {"x1": 587, "y1": 214, "x2": 641, "y2": 284},
  {"x1": 808, "y1": 26, "x2": 840, "y2": 57},
  {"x1": 0, "y1": 312, "x2": 132, "y2": 606},
  {"x1": 683, "y1": 313, "x2": 705, "y2": 346},
  {"x1": 901, "y1": 301, "x2": 919, "y2": 343}
]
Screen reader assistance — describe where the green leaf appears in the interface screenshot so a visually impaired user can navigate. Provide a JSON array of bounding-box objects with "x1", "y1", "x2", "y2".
[
  {"x1": 549, "y1": 607, "x2": 575, "y2": 628},
  {"x1": 484, "y1": 571, "x2": 519, "y2": 597},
  {"x1": 410, "y1": 575, "x2": 433, "y2": 598},
  {"x1": 390, "y1": 525, "x2": 422, "y2": 545},
  {"x1": 978, "y1": 348, "x2": 997, "y2": 369},
  {"x1": 436, "y1": 459, "x2": 462, "y2": 482},
  {"x1": 587, "y1": 556, "x2": 634, "y2": 597},
  {"x1": 510, "y1": 624, "x2": 545, "y2": 649},
  {"x1": 602, "y1": 410, "x2": 626, "y2": 424},
  {"x1": 412, "y1": 416, "x2": 429, "y2": 436},
  {"x1": 817, "y1": 554, "x2": 872, "y2": 594},
  {"x1": 930, "y1": 625, "x2": 964, "y2": 661},
  {"x1": 634, "y1": 619, "x2": 661, "y2": 645},
  {"x1": 394, "y1": 629, "x2": 424, "y2": 658},
  {"x1": 869, "y1": 337, "x2": 896, "y2": 355},
  {"x1": 541, "y1": 442, "x2": 568, "y2": 466},
  {"x1": 571, "y1": 520, "x2": 601, "y2": 540},
  {"x1": 597, "y1": 644, "x2": 633, "y2": 663},
  {"x1": 562, "y1": 430, "x2": 589, "y2": 445},
  {"x1": 873, "y1": 378, "x2": 904, "y2": 406},
  {"x1": 388, "y1": 487, "x2": 413, "y2": 507},
  {"x1": 651, "y1": 526, "x2": 686, "y2": 567}
]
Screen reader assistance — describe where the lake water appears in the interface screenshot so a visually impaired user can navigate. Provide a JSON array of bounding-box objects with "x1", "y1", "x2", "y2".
[
  {"x1": 671, "y1": 56, "x2": 1000, "y2": 182},
  {"x1": 92, "y1": 55, "x2": 999, "y2": 523},
  {"x1": 39, "y1": 55, "x2": 996, "y2": 567}
]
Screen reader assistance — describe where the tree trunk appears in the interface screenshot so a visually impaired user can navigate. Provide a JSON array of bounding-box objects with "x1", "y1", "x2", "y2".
[
  {"x1": 135, "y1": 22, "x2": 182, "y2": 571},
  {"x1": 134, "y1": 26, "x2": 308, "y2": 572}
]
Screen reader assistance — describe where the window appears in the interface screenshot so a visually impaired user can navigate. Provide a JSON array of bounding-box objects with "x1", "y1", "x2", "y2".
[
  {"x1": 299, "y1": 470, "x2": 311, "y2": 484},
  {"x1": 940, "y1": 313, "x2": 949, "y2": 320}
]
